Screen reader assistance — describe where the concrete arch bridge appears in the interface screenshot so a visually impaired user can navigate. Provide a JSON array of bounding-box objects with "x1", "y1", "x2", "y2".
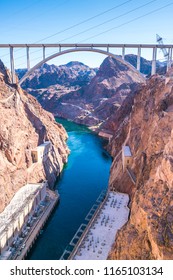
[{"x1": 0, "y1": 43, "x2": 172, "y2": 84}]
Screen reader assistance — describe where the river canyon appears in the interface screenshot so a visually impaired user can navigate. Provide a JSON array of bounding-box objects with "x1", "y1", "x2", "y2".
[
  {"x1": 0, "y1": 54, "x2": 173, "y2": 260},
  {"x1": 27, "y1": 118, "x2": 112, "y2": 260}
]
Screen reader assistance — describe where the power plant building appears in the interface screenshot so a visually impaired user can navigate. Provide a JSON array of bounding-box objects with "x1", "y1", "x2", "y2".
[
  {"x1": 122, "y1": 145, "x2": 132, "y2": 171},
  {"x1": 31, "y1": 141, "x2": 52, "y2": 163},
  {"x1": 0, "y1": 182, "x2": 47, "y2": 259}
]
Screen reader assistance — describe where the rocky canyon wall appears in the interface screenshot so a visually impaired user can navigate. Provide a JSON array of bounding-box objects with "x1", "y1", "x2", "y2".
[
  {"x1": 0, "y1": 61, "x2": 69, "y2": 213},
  {"x1": 107, "y1": 73, "x2": 173, "y2": 259}
]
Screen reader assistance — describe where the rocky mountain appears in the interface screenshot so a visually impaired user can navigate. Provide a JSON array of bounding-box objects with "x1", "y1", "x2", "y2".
[
  {"x1": 105, "y1": 70, "x2": 173, "y2": 259},
  {"x1": 0, "y1": 60, "x2": 69, "y2": 213},
  {"x1": 47, "y1": 56, "x2": 145, "y2": 126},
  {"x1": 17, "y1": 55, "x2": 166, "y2": 129},
  {"x1": 20, "y1": 57, "x2": 145, "y2": 128},
  {"x1": 16, "y1": 62, "x2": 97, "y2": 89}
]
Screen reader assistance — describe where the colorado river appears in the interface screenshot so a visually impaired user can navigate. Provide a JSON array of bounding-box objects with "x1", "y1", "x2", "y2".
[{"x1": 28, "y1": 118, "x2": 112, "y2": 260}]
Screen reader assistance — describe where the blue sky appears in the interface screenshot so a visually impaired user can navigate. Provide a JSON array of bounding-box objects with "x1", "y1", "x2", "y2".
[{"x1": 1, "y1": 0, "x2": 173, "y2": 68}]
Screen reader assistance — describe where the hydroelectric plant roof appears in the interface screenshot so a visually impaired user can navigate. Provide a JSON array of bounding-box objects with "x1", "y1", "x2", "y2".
[
  {"x1": 0, "y1": 183, "x2": 45, "y2": 238},
  {"x1": 122, "y1": 146, "x2": 132, "y2": 157}
]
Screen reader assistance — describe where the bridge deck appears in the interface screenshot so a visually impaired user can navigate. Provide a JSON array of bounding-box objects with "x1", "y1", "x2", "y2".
[{"x1": 0, "y1": 43, "x2": 172, "y2": 48}]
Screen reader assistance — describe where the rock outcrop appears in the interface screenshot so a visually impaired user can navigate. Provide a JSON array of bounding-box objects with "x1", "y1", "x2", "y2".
[
  {"x1": 16, "y1": 62, "x2": 97, "y2": 89},
  {"x1": 107, "y1": 72, "x2": 173, "y2": 259},
  {"x1": 0, "y1": 61, "x2": 69, "y2": 213},
  {"x1": 17, "y1": 56, "x2": 166, "y2": 129},
  {"x1": 39, "y1": 57, "x2": 145, "y2": 127}
]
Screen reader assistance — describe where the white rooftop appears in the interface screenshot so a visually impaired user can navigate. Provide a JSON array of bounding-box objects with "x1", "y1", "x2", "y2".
[
  {"x1": 0, "y1": 183, "x2": 44, "y2": 236},
  {"x1": 122, "y1": 146, "x2": 132, "y2": 157},
  {"x1": 72, "y1": 192, "x2": 129, "y2": 260},
  {"x1": 32, "y1": 141, "x2": 51, "y2": 152},
  {"x1": 38, "y1": 141, "x2": 51, "y2": 147}
]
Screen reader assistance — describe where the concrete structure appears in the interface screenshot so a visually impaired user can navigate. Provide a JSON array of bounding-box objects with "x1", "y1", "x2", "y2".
[
  {"x1": 0, "y1": 181, "x2": 47, "y2": 260},
  {"x1": 98, "y1": 130, "x2": 113, "y2": 142},
  {"x1": 14, "y1": 189, "x2": 59, "y2": 260},
  {"x1": 31, "y1": 141, "x2": 52, "y2": 163},
  {"x1": 1, "y1": 43, "x2": 173, "y2": 83},
  {"x1": 65, "y1": 191, "x2": 129, "y2": 260},
  {"x1": 122, "y1": 145, "x2": 132, "y2": 171}
]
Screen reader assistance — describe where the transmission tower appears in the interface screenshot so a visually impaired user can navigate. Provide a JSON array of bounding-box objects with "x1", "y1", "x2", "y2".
[{"x1": 156, "y1": 34, "x2": 169, "y2": 58}]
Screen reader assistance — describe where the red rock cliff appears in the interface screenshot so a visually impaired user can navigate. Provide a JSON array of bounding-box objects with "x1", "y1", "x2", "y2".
[
  {"x1": 107, "y1": 73, "x2": 173, "y2": 259},
  {"x1": 0, "y1": 61, "x2": 69, "y2": 213}
]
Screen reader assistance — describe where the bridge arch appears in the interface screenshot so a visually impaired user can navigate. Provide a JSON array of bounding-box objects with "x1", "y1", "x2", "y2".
[{"x1": 19, "y1": 47, "x2": 145, "y2": 85}]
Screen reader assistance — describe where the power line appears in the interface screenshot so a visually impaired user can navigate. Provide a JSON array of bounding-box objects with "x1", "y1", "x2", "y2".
[
  {"x1": 15, "y1": 2, "x2": 173, "y2": 68},
  {"x1": 79, "y1": 2, "x2": 173, "y2": 43},
  {"x1": 0, "y1": 52, "x2": 10, "y2": 59},
  {"x1": 58, "y1": 0, "x2": 158, "y2": 43},
  {"x1": 3, "y1": 1, "x2": 173, "y2": 69},
  {"x1": 0, "y1": 47, "x2": 41, "y2": 61},
  {"x1": 15, "y1": 50, "x2": 62, "y2": 68},
  {"x1": 15, "y1": 55, "x2": 43, "y2": 68},
  {"x1": 34, "y1": 0, "x2": 133, "y2": 43},
  {"x1": 0, "y1": 0, "x2": 70, "y2": 59},
  {"x1": 13, "y1": 0, "x2": 157, "y2": 49},
  {"x1": 14, "y1": 49, "x2": 41, "y2": 61},
  {"x1": 0, "y1": 0, "x2": 132, "y2": 60}
]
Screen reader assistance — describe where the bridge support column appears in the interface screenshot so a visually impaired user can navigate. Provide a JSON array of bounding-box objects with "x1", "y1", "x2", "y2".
[
  {"x1": 10, "y1": 47, "x2": 15, "y2": 83},
  {"x1": 43, "y1": 46, "x2": 46, "y2": 60},
  {"x1": 122, "y1": 47, "x2": 125, "y2": 60},
  {"x1": 170, "y1": 47, "x2": 172, "y2": 63},
  {"x1": 151, "y1": 47, "x2": 157, "y2": 75},
  {"x1": 137, "y1": 47, "x2": 141, "y2": 71},
  {"x1": 26, "y1": 47, "x2": 30, "y2": 70},
  {"x1": 167, "y1": 47, "x2": 172, "y2": 71}
]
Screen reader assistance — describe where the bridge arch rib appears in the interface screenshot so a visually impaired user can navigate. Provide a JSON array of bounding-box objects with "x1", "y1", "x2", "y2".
[{"x1": 19, "y1": 47, "x2": 145, "y2": 85}]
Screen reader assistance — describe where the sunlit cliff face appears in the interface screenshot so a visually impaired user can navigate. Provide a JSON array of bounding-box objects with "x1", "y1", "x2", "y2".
[
  {"x1": 108, "y1": 73, "x2": 173, "y2": 260},
  {"x1": 0, "y1": 60, "x2": 69, "y2": 213}
]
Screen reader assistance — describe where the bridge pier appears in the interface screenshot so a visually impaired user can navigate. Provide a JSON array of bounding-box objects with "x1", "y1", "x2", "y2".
[
  {"x1": 137, "y1": 47, "x2": 141, "y2": 71},
  {"x1": 10, "y1": 47, "x2": 15, "y2": 83},
  {"x1": 26, "y1": 47, "x2": 30, "y2": 70},
  {"x1": 167, "y1": 47, "x2": 173, "y2": 71},
  {"x1": 151, "y1": 47, "x2": 157, "y2": 75},
  {"x1": 43, "y1": 46, "x2": 46, "y2": 60},
  {"x1": 122, "y1": 47, "x2": 125, "y2": 60},
  {"x1": 170, "y1": 47, "x2": 173, "y2": 63}
]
